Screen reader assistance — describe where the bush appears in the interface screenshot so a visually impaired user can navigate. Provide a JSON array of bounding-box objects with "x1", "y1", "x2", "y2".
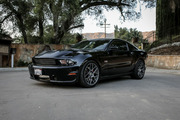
[
  {"x1": 17, "y1": 60, "x2": 29, "y2": 67},
  {"x1": 28, "y1": 35, "x2": 44, "y2": 44},
  {"x1": 144, "y1": 44, "x2": 151, "y2": 52}
]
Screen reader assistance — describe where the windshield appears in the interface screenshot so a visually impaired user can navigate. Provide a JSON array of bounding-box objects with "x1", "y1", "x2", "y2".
[{"x1": 71, "y1": 40, "x2": 110, "y2": 51}]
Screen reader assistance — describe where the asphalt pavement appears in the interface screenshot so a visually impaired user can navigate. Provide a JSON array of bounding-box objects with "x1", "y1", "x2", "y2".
[{"x1": 0, "y1": 67, "x2": 180, "y2": 120}]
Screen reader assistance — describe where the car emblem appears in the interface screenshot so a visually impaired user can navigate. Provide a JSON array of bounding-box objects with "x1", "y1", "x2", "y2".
[{"x1": 104, "y1": 60, "x2": 108, "y2": 63}]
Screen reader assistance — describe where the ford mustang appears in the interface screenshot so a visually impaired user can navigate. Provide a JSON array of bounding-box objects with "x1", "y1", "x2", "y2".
[{"x1": 28, "y1": 39, "x2": 147, "y2": 87}]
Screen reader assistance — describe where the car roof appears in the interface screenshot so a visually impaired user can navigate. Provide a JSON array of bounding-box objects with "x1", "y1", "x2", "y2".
[
  {"x1": 86, "y1": 38, "x2": 129, "y2": 41},
  {"x1": 86, "y1": 38, "x2": 113, "y2": 41},
  {"x1": 86, "y1": 38, "x2": 131, "y2": 43}
]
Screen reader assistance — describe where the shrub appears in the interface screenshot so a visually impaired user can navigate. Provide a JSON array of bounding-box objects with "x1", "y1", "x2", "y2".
[{"x1": 17, "y1": 60, "x2": 29, "y2": 67}]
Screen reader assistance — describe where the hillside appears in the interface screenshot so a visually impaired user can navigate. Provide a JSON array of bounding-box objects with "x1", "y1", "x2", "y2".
[
  {"x1": 82, "y1": 32, "x2": 114, "y2": 40},
  {"x1": 141, "y1": 31, "x2": 156, "y2": 43},
  {"x1": 83, "y1": 31, "x2": 156, "y2": 44}
]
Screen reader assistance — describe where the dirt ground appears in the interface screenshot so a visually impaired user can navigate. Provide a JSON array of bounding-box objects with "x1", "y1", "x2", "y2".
[{"x1": 149, "y1": 46, "x2": 180, "y2": 55}]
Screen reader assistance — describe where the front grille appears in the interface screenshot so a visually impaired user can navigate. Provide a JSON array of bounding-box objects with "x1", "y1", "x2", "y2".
[{"x1": 34, "y1": 59, "x2": 56, "y2": 65}]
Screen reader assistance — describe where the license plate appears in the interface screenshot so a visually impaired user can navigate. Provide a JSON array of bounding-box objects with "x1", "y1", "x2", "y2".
[{"x1": 34, "y1": 69, "x2": 42, "y2": 75}]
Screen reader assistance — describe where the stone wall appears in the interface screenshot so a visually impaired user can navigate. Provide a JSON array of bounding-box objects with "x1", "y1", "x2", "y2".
[
  {"x1": 146, "y1": 55, "x2": 180, "y2": 70},
  {"x1": 10, "y1": 44, "x2": 69, "y2": 66},
  {"x1": 8, "y1": 44, "x2": 180, "y2": 69}
]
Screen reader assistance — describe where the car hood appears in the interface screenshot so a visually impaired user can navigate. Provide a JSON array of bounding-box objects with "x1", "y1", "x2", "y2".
[{"x1": 34, "y1": 49, "x2": 85, "y2": 59}]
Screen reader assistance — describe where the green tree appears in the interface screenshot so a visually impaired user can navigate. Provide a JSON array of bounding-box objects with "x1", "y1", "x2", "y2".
[
  {"x1": 33, "y1": 0, "x2": 46, "y2": 41},
  {"x1": 0, "y1": 24, "x2": 10, "y2": 39},
  {"x1": 0, "y1": 0, "x2": 33, "y2": 43},
  {"x1": 130, "y1": 28, "x2": 143, "y2": 43},
  {"x1": 114, "y1": 26, "x2": 131, "y2": 41},
  {"x1": 156, "y1": 0, "x2": 180, "y2": 40},
  {"x1": 1, "y1": 0, "x2": 156, "y2": 44},
  {"x1": 114, "y1": 26, "x2": 143, "y2": 42},
  {"x1": 50, "y1": 0, "x2": 140, "y2": 43},
  {"x1": 43, "y1": 25, "x2": 55, "y2": 44}
]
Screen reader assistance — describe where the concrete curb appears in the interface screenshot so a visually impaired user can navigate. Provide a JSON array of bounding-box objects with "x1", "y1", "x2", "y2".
[
  {"x1": 0, "y1": 67, "x2": 28, "y2": 72},
  {"x1": 0, "y1": 67, "x2": 180, "y2": 75}
]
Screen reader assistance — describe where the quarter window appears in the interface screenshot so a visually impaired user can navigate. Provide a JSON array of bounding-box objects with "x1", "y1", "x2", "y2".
[{"x1": 128, "y1": 43, "x2": 138, "y2": 51}]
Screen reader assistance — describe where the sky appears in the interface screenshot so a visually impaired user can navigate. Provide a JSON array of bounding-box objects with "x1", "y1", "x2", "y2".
[{"x1": 77, "y1": 5, "x2": 156, "y2": 33}]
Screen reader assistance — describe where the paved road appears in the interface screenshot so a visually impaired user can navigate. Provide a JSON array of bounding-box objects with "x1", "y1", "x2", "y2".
[{"x1": 0, "y1": 69, "x2": 180, "y2": 120}]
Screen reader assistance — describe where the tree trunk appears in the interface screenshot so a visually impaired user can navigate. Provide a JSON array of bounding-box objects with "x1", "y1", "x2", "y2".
[
  {"x1": 39, "y1": 14, "x2": 44, "y2": 41},
  {"x1": 55, "y1": 18, "x2": 73, "y2": 44},
  {"x1": 53, "y1": 13, "x2": 59, "y2": 42},
  {"x1": 17, "y1": 14, "x2": 28, "y2": 44},
  {"x1": 156, "y1": 0, "x2": 180, "y2": 40},
  {"x1": 39, "y1": 19, "x2": 43, "y2": 38},
  {"x1": 55, "y1": 31, "x2": 64, "y2": 44}
]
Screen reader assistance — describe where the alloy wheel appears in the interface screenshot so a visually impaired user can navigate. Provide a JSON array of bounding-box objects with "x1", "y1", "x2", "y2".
[
  {"x1": 83, "y1": 62, "x2": 100, "y2": 86},
  {"x1": 137, "y1": 61, "x2": 145, "y2": 78}
]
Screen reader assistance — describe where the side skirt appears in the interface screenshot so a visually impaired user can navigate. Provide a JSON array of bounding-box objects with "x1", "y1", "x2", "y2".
[{"x1": 100, "y1": 72, "x2": 133, "y2": 80}]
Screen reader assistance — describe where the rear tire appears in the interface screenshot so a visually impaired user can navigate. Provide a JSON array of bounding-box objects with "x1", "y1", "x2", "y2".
[
  {"x1": 79, "y1": 60, "x2": 100, "y2": 88},
  {"x1": 131, "y1": 60, "x2": 146, "y2": 79}
]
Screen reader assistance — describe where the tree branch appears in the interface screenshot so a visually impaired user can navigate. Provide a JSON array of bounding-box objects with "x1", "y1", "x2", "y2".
[
  {"x1": 118, "y1": 7, "x2": 125, "y2": 21},
  {"x1": 3, "y1": 1, "x2": 19, "y2": 15},
  {"x1": 0, "y1": 12, "x2": 13, "y2": 24},
  {"x1": 81, "y1": 1, "x2": 130, "y2": 11},
  {"x1": 68, "y1": 24, "x2": 84, "y2": 31}
]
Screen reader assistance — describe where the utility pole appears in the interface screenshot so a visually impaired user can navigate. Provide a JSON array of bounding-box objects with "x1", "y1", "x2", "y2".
[{"x1": 100, "y1": 19, "x2": 110, "y2": 38}]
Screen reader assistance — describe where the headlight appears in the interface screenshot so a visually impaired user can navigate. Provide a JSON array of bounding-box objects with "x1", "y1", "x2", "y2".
[{"x1": 59, "y1": 59, "x2": 76, "y2": 66}]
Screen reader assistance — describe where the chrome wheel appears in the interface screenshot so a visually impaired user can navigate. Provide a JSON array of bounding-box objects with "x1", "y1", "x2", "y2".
[{"x1": 84, "y1": 63, "x2": 99, "y2": 86}]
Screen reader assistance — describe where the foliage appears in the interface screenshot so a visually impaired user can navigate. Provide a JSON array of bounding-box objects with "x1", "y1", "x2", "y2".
[
  {"x1": 0, "y1": 27, "x2": 9, "y2": 38},
  {"x1": 0, "y1": 24, "x2": 11, "y2": 39},
  {"x1": 172, "y1": 35, "x2": 180, "y2": 42},
  {"x1": 0, "y1": 0, "x2": 156, "y2": 44},
  {"x1": 60, "y1": 33, "x2": 76, "y2": 45},
  {"x1": 114, "y1": 26, "x2": 143, "y2": 42},
  {"x1": 61, "y1": 33, "x2": 84, "y2": 45},
  {"x1": 17, "y1": 60, "x2": 29, "y2": 67},
  {"x1": 76, "y1": 33, "x2": 83, "y2": 42},
  {"x1": 0, "y1": 0, "x2": 34, "y2": 43},
  {"x1": 142, "y1": 0, "x2": 156, "y2": 8},
  {"x1": 27, "y1": 35, "x2": 44, "y2": 44},
  {"x1": 156, "y1": 0, "x2": 180, "y2": 40}
]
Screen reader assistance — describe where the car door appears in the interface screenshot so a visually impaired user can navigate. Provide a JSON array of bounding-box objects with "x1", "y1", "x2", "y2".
[{"x1": 101, "y1": 40, "x2": 133, "y2": 76}]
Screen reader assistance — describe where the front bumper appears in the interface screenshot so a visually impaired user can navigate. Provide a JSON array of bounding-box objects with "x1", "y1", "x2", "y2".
[{"x1": 28, "y1": 64, "x2": 80, "y2": 83}]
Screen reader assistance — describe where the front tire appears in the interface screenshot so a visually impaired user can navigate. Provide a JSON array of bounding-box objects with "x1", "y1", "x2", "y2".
[
  {"x1": 131, "y1": 60, "x2": 146, "y2": 79},
  {"x1": 79, "y1": 60, "x2": 100, "y2": 88}
]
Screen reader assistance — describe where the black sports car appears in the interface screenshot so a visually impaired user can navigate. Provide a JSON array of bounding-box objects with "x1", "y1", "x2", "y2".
[{"x1": 28, "y1": 39, "x2": 147, "y2": 87}]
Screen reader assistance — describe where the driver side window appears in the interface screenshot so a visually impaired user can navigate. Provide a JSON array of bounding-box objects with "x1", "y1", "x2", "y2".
[{"x1": 109, "y1": 40, "x2": 128, "y2": 51}]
